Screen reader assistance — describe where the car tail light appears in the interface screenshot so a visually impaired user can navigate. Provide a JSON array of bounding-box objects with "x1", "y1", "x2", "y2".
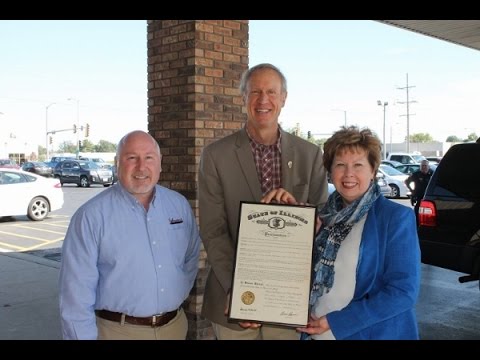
[
  {"x1": 419, "y1": 200, "x2": 437, "y2": 227},
  {"x1": 54, "y1": 182, "x2": 62, "y2": 188}
]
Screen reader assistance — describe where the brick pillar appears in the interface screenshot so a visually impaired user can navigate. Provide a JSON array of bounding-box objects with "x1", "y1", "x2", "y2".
[{"x1": 147, "y1": 20, "x2": 248, "y2": 339}]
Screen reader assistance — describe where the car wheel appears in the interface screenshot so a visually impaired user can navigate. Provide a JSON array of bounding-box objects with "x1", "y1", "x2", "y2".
[
  {"x1": 27, "y1": 196, "x2": 49, "y2": 221},
  {"x1": 389, "y1": 184, "x2": 400, "y2": 198},
  {"x1": 80, "y1": 176, "x2": 90, "y2": 188}
]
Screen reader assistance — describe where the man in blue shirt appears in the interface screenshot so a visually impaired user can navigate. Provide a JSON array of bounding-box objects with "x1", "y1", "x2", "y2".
[{"x1": 59, "y1": 130, "x2": 200, "y2": 340}]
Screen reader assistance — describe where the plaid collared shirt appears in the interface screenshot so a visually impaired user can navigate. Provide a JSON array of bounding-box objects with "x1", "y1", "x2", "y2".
[{"x1": 246, "y1": 127, "x2": 282, "y2": 196}]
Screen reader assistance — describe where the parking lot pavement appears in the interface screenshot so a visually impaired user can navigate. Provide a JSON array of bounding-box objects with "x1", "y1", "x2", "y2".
[
  {"x1": 0, "y1": 251, "x2": 62, "y2": 340},
  {"x1": 417, "y1": 264, "x2": 480, "y2": 340}
]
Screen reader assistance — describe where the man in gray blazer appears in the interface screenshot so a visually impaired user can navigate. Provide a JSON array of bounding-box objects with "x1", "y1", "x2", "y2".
[{"x1": 199, "y1": 63, "x2": 329, "y2": 340}]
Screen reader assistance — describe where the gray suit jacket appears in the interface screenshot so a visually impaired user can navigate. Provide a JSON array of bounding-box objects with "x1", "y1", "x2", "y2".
[{"x1": 199, "y1": 128, "x2": 328, "y2": 329}]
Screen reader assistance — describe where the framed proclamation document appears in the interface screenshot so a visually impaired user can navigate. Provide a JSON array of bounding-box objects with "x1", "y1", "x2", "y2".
[{"x1": 228, "y1": 201, "x2": 317, "y2": 327}]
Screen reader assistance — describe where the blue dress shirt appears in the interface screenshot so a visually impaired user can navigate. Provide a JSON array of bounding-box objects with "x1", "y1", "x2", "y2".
[{"x1": 59, "y1": 183, "x2": 200, "y2": 339}]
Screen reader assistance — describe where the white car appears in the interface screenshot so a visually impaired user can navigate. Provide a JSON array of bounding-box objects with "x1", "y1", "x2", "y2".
[
  {"x1": 0, "y1": 169, "x2": 64, "y2": 221},
  {"x1": 378, "y1": 165, "x2": 411, "y2": 198}
]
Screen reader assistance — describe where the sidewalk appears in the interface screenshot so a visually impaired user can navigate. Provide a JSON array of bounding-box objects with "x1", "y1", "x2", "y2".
[{"x1": 0, "y1": 251, "x2": 62, "y2": 340}]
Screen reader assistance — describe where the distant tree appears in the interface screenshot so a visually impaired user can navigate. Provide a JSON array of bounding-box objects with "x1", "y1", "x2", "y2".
[
  {"x1": 408, "y1": 133, "x2": 433, "y2": 143},
  {"x1": 465, "y1": 132, "x2": 478, "y2": 142},
  {"x1": 58, "y1": 141, "x2": 77, "y2": 154},
  {"x1": 284, "y1": 126, "x2": 299, "y2": 137},
  {"x1": 95, "y1": 139, "x2": 117, "y2": 152},
  {"x1": 80, "y1": 139, "x2": 95, "y2": 152},
  {"x1": 446, "y1": 135, "x2": 462, "y2": 142},
  {"x1": 38, "y1": 145, "x2": 46, "y2": 161}
]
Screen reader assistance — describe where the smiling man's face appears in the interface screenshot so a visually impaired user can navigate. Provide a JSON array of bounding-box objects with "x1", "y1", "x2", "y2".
[{"x1": 244, "y1": 68, "x2": 287, "y2": 131}]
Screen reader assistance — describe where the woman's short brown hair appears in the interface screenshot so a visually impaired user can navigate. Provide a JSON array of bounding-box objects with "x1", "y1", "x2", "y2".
[{"x1": 323, "y1": 126, "x2": 382, "y2": 174}]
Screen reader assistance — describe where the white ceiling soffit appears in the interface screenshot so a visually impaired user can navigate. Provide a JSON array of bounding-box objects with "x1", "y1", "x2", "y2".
[{"x1": 378, "y1": 20, "x2": 480, "y2": 52}]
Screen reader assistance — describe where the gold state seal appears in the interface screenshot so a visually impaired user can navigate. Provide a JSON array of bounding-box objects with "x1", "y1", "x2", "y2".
[{"x1": 241, "y1": 291, "x2": 255, "y2": 305}]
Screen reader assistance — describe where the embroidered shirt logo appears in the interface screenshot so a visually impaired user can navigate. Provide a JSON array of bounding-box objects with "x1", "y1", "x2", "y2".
[{"x1": 169, "y1": 218, "x2": 183, "y2": 224}]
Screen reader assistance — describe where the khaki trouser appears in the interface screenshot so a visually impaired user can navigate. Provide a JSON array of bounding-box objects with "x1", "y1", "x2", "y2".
[
  {"x1": 96, "y1": 308, "x2": 187, "y2": 340},
  {"x1": 212, "y1": 322, "x2": 300, "y2": 340}
]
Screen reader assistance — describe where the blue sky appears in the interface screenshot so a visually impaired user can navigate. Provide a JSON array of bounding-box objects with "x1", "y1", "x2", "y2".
[
  {"x1": 0, "y1": 20, "x2": 148, "y2": 148},
  {"x1": 250, "y1": 20, "x2": 480, "y2": 143},
  {"x1": 1, "y1": 20, "x2": 479, "y2": 151}
]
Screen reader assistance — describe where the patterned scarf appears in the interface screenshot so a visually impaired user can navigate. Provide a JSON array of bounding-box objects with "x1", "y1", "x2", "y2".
[{"x1": 301, "y1": 182, "x2": 380, "y2": 340}]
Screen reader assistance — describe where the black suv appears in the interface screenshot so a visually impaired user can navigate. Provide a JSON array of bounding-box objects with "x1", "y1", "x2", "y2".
[
  {"x1": 418, "y1": 140, "x2": 480, "y2": 289},
  {"x1": 53, "y1": 160, "x2": 113, "y2": 188}
]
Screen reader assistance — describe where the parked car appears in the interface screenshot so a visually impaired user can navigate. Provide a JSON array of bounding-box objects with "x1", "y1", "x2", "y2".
[
  {"x1": 47, "y1": 156, "x2": 76, "y2": 170},
  {"x1": 418, "y1": 140, "x2": 480, "y2": 288},
  {"x1": 387, "y1": 152, "x2": 426, "y2": 164},
  {"x1": 376, "y1": 173, "x2": 392, "y2": 197},
  {"x1": 425, "y1": 156, "x2": 442, "y2": 164},
  {"x1": 102, "y1": 164, "x2": 117, "y2": 184},
  {"x1": 49, "y1": 156, "x2": 75, "y2": 163},
  {"x1": 0, "y1": 169, "x2": 64, "y2": 221},
  {"x1": 393, "y1": 164, "x2": 421, "y2": 175},
  {"x1": 0, "y1": 159, "x2": 20, "y2": 169},
  {"x1": 53, "y1": 160, "x2": 113, "y2": 187},
  {"x1": 381, "y1": 160, "x2": 403, "y2": 168},
  {"x1": 394, "y1": 163, "x2": 437, "y2": 175},
  {"x1": 377, "y1": 164, "x2": 411, "y2": 198},
  {"x1": 21, "y1": 161, "x2": 53, "y2": 177},
  {"x1": 79, "y1": 157, "x2": 109, "y2": 168}
]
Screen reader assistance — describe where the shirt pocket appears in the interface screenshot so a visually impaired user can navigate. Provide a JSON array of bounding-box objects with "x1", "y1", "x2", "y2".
[{"x1": 167, "y1": 223, "x2": 190, "y2": 267}]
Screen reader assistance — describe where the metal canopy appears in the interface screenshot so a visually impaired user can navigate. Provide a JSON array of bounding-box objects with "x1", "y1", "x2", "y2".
[{"x1": 378, "y1": 20, "x2": 480, "y2": 52}]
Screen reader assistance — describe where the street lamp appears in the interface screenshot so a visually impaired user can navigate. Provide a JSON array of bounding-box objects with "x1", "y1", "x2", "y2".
[
  {"x1": 67, "y1": 98, "x2": 80, "y2": 158},
  {"x1": 45, "y1": 103, "x2": 56, "y2": 161},
  {"x1": 389, "y1": 121, "x2": 401, "y2": 155},
  {"x1": 332, "y1": 109, "x2": 347, "y2": 127},
  {"x1": 377, "y1": 100, "x2": 388, "y2": 159}
]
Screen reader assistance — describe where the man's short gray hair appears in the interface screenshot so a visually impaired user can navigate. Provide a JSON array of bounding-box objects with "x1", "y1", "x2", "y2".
[{"x1": 239, "y1": 63, "x2": 287, "y2": 96}]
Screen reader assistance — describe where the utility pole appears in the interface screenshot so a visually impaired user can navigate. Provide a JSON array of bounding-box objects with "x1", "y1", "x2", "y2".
[
  {"x1": 68, "y1": 98, "x2": 80, "y2": 158},
  {"x1": 397, "y1": 73, "x2": 416, "y2": 153},
  {"x1": 45, "y1": 103, "x2": 56, "y2": 161}
]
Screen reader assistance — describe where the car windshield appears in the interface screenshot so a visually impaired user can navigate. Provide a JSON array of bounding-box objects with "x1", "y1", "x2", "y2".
[
  {"x1": 78, "y1": 161, "x2": 100, "y2": 169},
  {"x1": 412, "y1": 155, "x2": 426, "y2": 163},
  {"x1": 380, "y1": 164, "x2": 405, "y2": 176}
]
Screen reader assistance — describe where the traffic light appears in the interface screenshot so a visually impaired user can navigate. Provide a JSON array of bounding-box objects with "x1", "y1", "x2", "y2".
[
  {"x1": 85, "y1": 123, "x2": 90, "y2": 137},
  {"x1": 78, "y1": 140, "x2": 82, "y2": 149},
  {"x1": 49, "y1": 136, "x2": 53, "y2": 145},
  {"x1": 307, "y1": 131, "x2": 312, "y2": 139},
  {"x1": 73, "y1": 124, "x2": 77, "y2": 133}
]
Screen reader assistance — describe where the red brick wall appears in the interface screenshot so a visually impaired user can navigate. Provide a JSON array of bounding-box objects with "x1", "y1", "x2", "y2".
[{"x1": 147, "y1": 20, "x2": 248, "y2": 339}]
